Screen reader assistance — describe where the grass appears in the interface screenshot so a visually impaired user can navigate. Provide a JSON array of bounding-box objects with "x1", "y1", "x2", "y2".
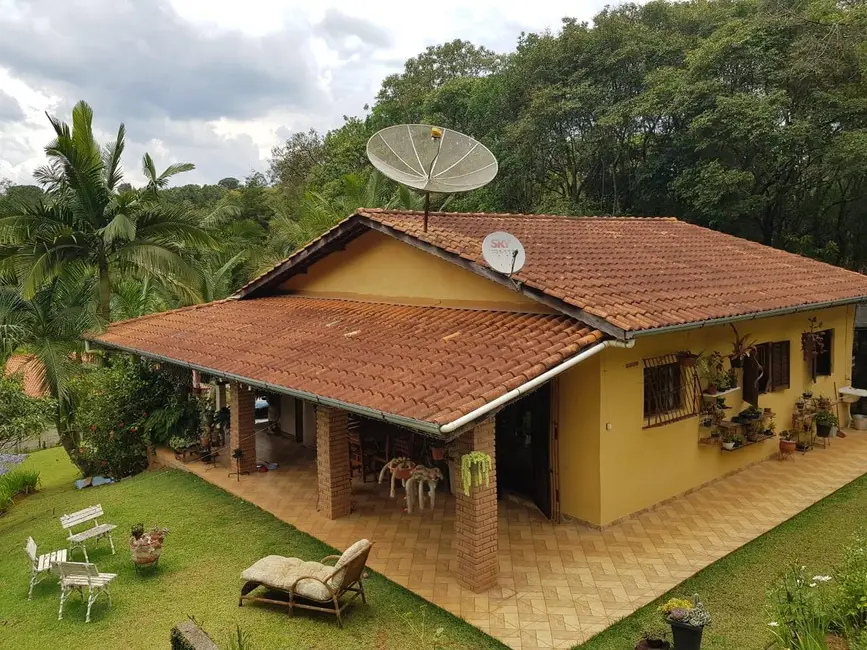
[
  {"x1": 578, "y1": 472, "x2": 867, "y2": 650},
  {"x1": 0, "y1": 448, "x2": 506, "y2": 650}
]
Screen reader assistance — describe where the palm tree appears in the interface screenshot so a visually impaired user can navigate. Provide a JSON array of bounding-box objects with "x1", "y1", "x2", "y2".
[
  {"x1": 0, "y1": 274, "x2": 99, "y2": 458},
  {"x1": 259, "y1": 169, "x2": 444, "y2": 273},
  {"x1": 0, "y1": 101, "x2": 215, "y2": 322}
]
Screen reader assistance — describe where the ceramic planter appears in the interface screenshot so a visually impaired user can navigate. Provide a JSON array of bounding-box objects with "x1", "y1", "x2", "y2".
[
  {"x1": 722, "y1": 441, "x2": 735, "y2": 450},
  {"x1": 668, "y1": 619, "x2": 703, "y2": 650},
  {"x1": 780, "y1": 439, "x2": 797, "y2": 454}
]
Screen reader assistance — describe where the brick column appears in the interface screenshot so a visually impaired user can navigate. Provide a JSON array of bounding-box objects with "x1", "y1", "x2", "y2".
[
  {"x1": 455, "y1": 417, "x2": 498, "y2": 592},
  {"x1": 316, "y1": 406, "x2": 351, "y2": 519},
  {"x1": 230, "y1": 382, "x2": 257, "y2": 474}
]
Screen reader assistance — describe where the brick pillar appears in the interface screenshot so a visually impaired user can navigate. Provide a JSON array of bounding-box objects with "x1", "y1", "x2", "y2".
[
  {"x1": 316, "y1": 406, "x2": 351, "y2": 519},
  {"x1": 230, "y1": 382, "x2": 257, "y2": 474},
  {"x1": 455, "y1": 418, "x2": 498, "y2": 592}
]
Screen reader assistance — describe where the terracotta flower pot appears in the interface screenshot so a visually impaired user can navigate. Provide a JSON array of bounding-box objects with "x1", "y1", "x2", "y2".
[
  {"x1": 393, "y1": 467, "x2": 413, "y2": 480},
  {"x1": 780, "y1": 439, "x2": 797, "y2": 454},
  {"x1": 430, "y1": 447, "x2": 446, "y2": 461}
]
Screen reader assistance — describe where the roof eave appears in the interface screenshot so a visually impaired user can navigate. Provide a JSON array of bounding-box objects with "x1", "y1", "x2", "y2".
[
  {"x1": 86, "y1": 338, "x2": 445, "y2": 438},
  {"x1": 625, "y1": 296, "x2": 867, "y2": 338}
]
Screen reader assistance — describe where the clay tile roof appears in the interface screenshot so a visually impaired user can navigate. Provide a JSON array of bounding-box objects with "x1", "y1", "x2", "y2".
[
  {"x1": 356, "y1": 209, "x2": 867, "y2": 332},
  {"x1": 89, "y1": 296, "x2": 603, "y2": 431}
]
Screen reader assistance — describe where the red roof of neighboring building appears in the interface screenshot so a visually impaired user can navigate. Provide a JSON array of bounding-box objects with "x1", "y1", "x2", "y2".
[
  {"x1": 4, "y1": 354, "x2": 48, "y2": 398},
  {"x1": 90, "y1": 296, "x2": 603, "y2": 430},
  {"x1": 239, "y1": 209, "x2": 867, "y2": 335}
]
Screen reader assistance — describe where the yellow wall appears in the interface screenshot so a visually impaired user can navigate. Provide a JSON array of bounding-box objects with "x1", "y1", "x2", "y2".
[
  {"x1": 558, "y1": 356, "x2": 603, "y2": 524},
  {"x1": 559, "y1": 305, "x2": 856, "y2": 526},
  {"x1": 280, "y1": 230, "x2": 550, "y2": 311}
]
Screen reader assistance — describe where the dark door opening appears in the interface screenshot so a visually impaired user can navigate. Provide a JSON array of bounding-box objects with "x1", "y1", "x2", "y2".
[{"x1": 495, "y1": 384, "x2": 552, "y2": 518}]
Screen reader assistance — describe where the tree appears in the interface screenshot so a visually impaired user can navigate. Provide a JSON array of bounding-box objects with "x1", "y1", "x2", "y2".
[
  {"x1": 0, "y1": 101, "x2": 215, "y2": 322},
  {"x1": 268, "y1": 129, "x2": 324, "y2": 201},
  {"x1": 217, "y1": 177, "x2": 240, "y2": 190}
]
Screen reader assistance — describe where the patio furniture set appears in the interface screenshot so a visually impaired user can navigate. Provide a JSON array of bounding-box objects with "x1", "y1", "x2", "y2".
[{"x1": 25, "y1": 503, "x2": 117, "y2": 623}]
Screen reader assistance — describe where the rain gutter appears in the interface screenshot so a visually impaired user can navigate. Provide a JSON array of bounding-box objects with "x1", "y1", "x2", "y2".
[
  {"x1": 438, "y1": 339, "x2": 635, "y2": 436},
  {"x1": 624, "y1": 297, "x2": 867, "y2": 339},
  {"x1": 85, "y1": 338, "x2": 443, "y2": 436}
]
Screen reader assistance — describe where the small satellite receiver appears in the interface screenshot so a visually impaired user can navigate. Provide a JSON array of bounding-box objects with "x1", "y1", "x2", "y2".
[{"x1": 482, "y1": 231, "x2": 526, "y2": 277}]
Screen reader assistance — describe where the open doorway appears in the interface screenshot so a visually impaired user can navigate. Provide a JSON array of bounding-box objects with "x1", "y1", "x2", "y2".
[{"x1": 495, "y1": 383, "x2": 557, "y2": 519}]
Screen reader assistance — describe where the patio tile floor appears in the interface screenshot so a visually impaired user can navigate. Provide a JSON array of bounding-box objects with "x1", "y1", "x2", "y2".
[{"x1": 157, "y1": 430, "x2": 867, "y2": 649}]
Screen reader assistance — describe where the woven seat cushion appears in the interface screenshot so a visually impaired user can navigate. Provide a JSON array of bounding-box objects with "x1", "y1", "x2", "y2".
[{"x1": 241, "y1": 556, "x2": 334, "y2": 601}]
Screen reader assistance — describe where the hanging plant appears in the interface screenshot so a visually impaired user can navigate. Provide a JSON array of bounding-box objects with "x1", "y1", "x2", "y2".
[
  {"x1": 728, "y1": 324, "x2": 757, "y2": 368},
  {"x1": 460, "y1": 451, "x2": 493, "y2": 496}
]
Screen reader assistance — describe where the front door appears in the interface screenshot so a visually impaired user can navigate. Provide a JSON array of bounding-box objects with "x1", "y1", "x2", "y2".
[{"x1": 495, "y1": 384, "x2": 552, "y2": 518}]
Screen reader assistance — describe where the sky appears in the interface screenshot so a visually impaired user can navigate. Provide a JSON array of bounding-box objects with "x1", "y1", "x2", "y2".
[{"x1": 0, "y1": 0, "x2": 618, "y2": 186}]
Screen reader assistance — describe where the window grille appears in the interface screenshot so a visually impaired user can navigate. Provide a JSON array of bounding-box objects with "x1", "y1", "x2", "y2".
[{"x1": 643, "y1": 353, "x2": 700, "y2": 428}]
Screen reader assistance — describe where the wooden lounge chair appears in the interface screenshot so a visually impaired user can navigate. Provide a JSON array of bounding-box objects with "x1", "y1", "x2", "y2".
[
  {"x1": 60, "y1": 504, "x2": 116, "y2": 561},
  {"x1": 24, "y1": 536, "x2": 67, "y2": 600},
  {"x1": 54, "y1": 561, "x2": 117, "y2": 623},
  {"x1": 239, "y1": 539, "x2": 372, "y2": 627}
]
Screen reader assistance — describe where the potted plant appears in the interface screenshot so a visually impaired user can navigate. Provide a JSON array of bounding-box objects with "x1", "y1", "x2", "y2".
[
  {"x1": 697, "y1": 352, "x2": 734, "y2": 393},
  {"x1": 721, "y1": 430, "x2": 736, "y2": 451},
  {"x1": 460, "y1": 451, "x2": 493, "y2": 496},
  {"x1": 677, "y1": 351, "x2": 701, "y2": 368},
  {"x1": 378, "y1": 457, "x2": 417, "y2": 498},
  {"x1": 728, "y1": 324, "x2": 757, "y2": 368},
  {"x1": 129, "y1": 523, "x2": 169, "y2": 572},
  {"x1": 635, "y1": 621, "x2": 671, "y2": 649},
  {"x1": 815, "y1": 410, "x2": 838, "y2": 438},
  {"x1": 659, "y1": 594, "x2": 711, "y2": 650},
  {"x1": 796, "y1": 398, "x2": 806, "y2": 412},
  {"x1": 779, "y1": 430, "x2": 797, "y2": 455}
]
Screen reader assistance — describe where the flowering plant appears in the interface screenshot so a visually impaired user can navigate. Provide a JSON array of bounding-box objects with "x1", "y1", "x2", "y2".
[{"x1": 767, "y1": 564, "x2": 834, "y2": 648}]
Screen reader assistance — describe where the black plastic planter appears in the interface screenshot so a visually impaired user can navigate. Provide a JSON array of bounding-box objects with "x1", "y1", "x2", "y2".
[
  {"x1": 816, "y1": 424, "x2": 832, "y2": 437},
  {"x1": 669, "y1": 619, "x2": 703, "y2": 650}
]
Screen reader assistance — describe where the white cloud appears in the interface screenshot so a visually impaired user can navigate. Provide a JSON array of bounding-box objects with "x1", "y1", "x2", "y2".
[{"x1": 0, "y1": 0, "x2": 617, "y2": 185}]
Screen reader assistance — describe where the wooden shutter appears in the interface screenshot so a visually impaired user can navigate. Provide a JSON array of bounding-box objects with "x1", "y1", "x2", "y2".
[
  {"x1": 772, "y1": 341, "x2": 790, "y2": 389},
  {"x1": 743, "y1": 355, "x2": 760, "y2": 405}
]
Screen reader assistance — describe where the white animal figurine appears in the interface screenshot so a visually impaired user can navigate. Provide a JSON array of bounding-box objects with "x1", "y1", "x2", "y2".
[{"x1": 406, "y1": 465, "x2": 444, "y2": 513}]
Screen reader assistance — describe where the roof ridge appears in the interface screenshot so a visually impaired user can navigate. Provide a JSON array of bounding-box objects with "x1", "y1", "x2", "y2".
[{"x1": 357, "y1": 208, "x2": 678, "y2": 221}]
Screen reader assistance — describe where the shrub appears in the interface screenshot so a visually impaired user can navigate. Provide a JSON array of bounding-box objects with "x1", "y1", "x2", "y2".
[
  {"x1": 0, "y1": 484, "x2": 12, "y2": 514},
  {"x1": 0, "y1": 468, "x2": 40, "y2": 496},
  {"x1": 767, "y1": 564, "x2": 835, "y2": 649},
  {"x1": 69, "y1": 356, "x2": 200, "y2": 478},
  {"x1": 835, "y1": 534, "x2": 867, "y2": 633},
  {"x1": 0, "y1": 374, "x2": 55, "y2": 452}
]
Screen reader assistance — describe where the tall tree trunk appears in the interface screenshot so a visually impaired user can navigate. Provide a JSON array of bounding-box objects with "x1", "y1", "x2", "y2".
[{"x1": 98, "y1": 255, "x2": 111, "y2": 323}]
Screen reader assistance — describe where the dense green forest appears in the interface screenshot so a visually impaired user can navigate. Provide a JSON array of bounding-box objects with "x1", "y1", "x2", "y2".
[{"x1": 0, "y1": 0, "x2": 865, "y2": 455}]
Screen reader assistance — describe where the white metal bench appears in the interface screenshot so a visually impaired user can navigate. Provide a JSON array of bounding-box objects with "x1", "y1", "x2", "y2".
[
  {"x1": 60, "y1": 504, "x2": 116, "y2": 561},
  {"x1": 54, "y1": 561, "x2": 117, "y2": 623},
  {"x1": 24, "y1": 536, "x2": 67, "y2": 600}
]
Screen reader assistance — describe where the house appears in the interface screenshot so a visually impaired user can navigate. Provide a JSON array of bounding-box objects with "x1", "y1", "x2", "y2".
[{"x1": 88, "y1": 208, "x2": 867, "y2": 593}]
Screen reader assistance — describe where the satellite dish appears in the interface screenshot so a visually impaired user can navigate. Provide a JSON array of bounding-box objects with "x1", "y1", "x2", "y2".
[
  {"x1": 482, "y1": 231, "x2": 525, "y2": 277},
  {"x1": 366, "y1": 124, "x2": 498, "y2": 231}
]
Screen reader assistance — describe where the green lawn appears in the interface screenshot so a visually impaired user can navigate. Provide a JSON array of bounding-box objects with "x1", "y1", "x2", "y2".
[
  {"x1": 578, "y1": 472, "x2": 867, "y2": 650},
  {"x1": 0, "y1": 448, "x2": 505, "y2": 650}
]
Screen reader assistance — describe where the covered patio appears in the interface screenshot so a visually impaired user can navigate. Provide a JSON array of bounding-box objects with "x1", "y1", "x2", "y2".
[{"x1": 155, "y1": 421, "x2": 867, "y2": 650}]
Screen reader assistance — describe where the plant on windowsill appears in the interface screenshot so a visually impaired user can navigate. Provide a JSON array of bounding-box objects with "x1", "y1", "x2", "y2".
[
  {"x1": 815, "y1": 410, "x2": 838, "y2": 438},
  {"x1": 460, "y1": 451, "x2": 492, "y2": 496},
  {"x1": 728, "y1": 324, "x2": 758, "y2": 368}
]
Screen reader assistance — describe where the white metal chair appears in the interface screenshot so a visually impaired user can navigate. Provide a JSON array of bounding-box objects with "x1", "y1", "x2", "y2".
[
  {"x1": 54, "y1": 561, "x2": 117, "y2": 623},
  {"x1": 59, "y1": 504, "x2": 117, "y2": 561},
  {"x1": 24, "y1": 536, "x2": 67, "y2": 599}
]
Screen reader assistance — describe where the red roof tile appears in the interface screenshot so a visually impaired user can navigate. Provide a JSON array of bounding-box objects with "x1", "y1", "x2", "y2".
[
  {"x1": 354, "y1": 209, "x2": 867, "y2": 332},
  {"x1": 90, "y1": 296, "x2": 603, "y2": 430}
]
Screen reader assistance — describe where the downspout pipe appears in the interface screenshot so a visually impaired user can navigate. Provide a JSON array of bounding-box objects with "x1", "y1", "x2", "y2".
[{"x1": 439, "y1": 339, "x2": 635, "y2": 436}]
